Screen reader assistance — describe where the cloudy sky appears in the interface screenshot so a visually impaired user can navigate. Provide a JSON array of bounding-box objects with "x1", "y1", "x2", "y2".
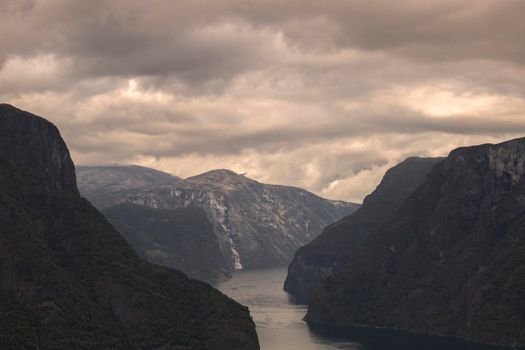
[{"x1": 1, "y1": 0, "x2": 525, "y2": 202}]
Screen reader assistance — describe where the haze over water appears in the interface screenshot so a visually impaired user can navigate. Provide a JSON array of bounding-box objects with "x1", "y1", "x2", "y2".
[{"x1": 216, "y1": 267, "x2": 501, "y2": 350}]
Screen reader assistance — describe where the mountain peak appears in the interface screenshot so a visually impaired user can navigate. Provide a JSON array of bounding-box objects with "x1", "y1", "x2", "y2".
[
  {"x1": 0, "y1": 104, "x2": 259, "y2": 349},
  {"x1": 76, "y1": 164, "x2": 179, "y2": 207},
  {"x1": 284, "y1": 156, "x2": 442, "y2": 301},
  {"x1": 77, "y1": 164, "x2": 178, "y2": 188},
  {"x1": 447, "y1": 136, "x2": 525, "y2": 184},
  {"x1": 192, "y1": 169, "x2": 244, "y2": 178},
  {"x1": 77, "y1": 163, "x2": 359, "y2": 270},
  {"x1": 304, "y1": 139, "x2": 525, "y2": 347},
  {"x1": 185, "y1": 169, "x2": 254, "y2": 189},
  {"x1": 0, "y1": 103, "x2": 78, "y2": 195}
]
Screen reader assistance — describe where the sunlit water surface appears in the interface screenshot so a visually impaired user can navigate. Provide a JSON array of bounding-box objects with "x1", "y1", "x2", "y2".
[{"x1": 216, "y1": 267, "x2": 502, "y2": 350}]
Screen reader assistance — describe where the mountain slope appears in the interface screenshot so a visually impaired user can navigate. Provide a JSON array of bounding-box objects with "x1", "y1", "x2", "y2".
[
  {"x1": 305, "y1": 138, "x2": 525, "y2": 347},
  {"x1": 102, "y1": 203, "x2": 231, "y2": 282},
  {"x1": 78, "y1": 168, "x2": 360, "y2": 270},
  {"x1": 77, "y1": 165, "x2": 179, "y2": 208},
  {"x1": 0, "y1": 104, "x2": 259, "y2": 350},
  {"x1": 284, "y1": 157, "x2": 443, "y2": 301}
]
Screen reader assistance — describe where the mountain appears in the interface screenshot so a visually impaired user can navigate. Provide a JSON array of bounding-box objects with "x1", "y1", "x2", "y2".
[
  {"x1": 102, "y1": 203, "x2": 231, "y2": 282},
  {"x1": 305, "y1": 138, "x2": 525, "y2": 348},
  {"x1": 284, "y1": 157, "x2": 443, "y2": 302},
  {"x1": 77, "y1": 167, "x2": 360, "y2": 271},
  {"x1": 0, "y1": 104, "x2": 259, "y2": 350},
  {"x1": 77, "y1": 165, "x2": 179, "y2": 208}
]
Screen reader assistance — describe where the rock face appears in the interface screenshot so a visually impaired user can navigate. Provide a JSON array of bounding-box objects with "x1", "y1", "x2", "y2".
[
  {"x1": 305, "y1": 138, "x2": 525, "y2": 348},
  {"x1": 102, "y1": 203, "x2": 231, "y2": 282},
  {"x1": 77, "y1": 165, "x2": 179, "y2": 208},
  {"x1": 78, "y1": 167, "x2": 360, "y2": 270},
  {"x1": 284, "y1": 157, "x2": 442, "y2": 302},
  {"x1": 0, "y1": 104, "x2": 259, "y2": 350}
]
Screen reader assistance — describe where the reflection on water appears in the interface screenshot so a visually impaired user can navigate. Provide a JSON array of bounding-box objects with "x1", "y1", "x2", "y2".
[
  {"x1": 216, "y1": 267, "x2": 505, "y2": 350},
  {"x1": 217, "y1": 267, "x2": 359, "y2": 350}
]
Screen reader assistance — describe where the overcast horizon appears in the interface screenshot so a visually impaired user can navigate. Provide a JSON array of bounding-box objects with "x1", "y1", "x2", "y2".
[{"x1": 2, "y1": 0, "x2": 525, "y2": 202}]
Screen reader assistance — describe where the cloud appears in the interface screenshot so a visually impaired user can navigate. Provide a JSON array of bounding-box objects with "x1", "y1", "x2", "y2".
[{"x1": 1, "y1": 0, "x2": 524, "y2": 201}]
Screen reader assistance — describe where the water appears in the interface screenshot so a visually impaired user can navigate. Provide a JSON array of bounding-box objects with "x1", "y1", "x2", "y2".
[{"x1": 216, "y1": 267, "x2": 503, "y2": 350}]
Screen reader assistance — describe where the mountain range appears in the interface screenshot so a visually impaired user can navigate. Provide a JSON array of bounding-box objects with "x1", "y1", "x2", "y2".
[
  {"x1": 102, "y1": 203, "x2": 232, "y2": 282},
  {"x1": 284, "y1": 157, "x2": 443, "y2": 302},
  {"x1": 0, "y1": 104, "x2": 259, "y2": 349},
  {"x1": 294, "y1": 138, "x2": 525, "y2": 348},
  {"x1": 7, "y1": 102, "x2": 524, "y2": 348},
  {"x1": 77, "y1": 166, "x2": 359, "y2": 280}
]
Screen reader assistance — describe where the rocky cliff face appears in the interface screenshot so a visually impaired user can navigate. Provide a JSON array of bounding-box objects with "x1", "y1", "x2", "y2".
[
  {"x1": 0, "y1": 103, "x2": 78, "y2": 195},
  {"x1": 78, "y1": 168, "x2": 360, "y2": 270},
  {"x1": 102, "y1": 203, "x2": 231, "y2": 282},
  {"x1": 0, "y1": 104, "x2": 259, "y2": 350},
  {"x1": 305, "y1": 138, "x2": 525, "y2": 348},
  {"x1": 284, "y1": 157, "x2": 442, "y2": 302},
  {"x1": 77, "y1": 165, "x2": 179, "y2": 208}
]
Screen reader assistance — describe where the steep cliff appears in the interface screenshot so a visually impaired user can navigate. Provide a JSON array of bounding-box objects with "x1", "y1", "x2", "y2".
[
  {"x1": 284, "y1": 157, "x2": 442, "y2": 301},
  {"x1": 0, "y1": 104, "x2": 259, "y2": 350},
  {"x1": 102, "y1": 203, "x2": 231, "y2": 282},
  {"x1": 306, "y1": 138, "x2": 525, "y2": 348}
]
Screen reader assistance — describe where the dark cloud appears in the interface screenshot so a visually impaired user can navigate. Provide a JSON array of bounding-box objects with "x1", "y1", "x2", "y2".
[
  {"x1": 1, "y1": 0, "x2": 524, "y2": 201},
  {"x1": 3, "y1": 1, "x2": 524, "y2": 83}
]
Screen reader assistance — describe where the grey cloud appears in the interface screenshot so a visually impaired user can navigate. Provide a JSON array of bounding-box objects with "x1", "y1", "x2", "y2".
[
  {"x1": 0, "y1": 0, "x2": 280, "y2": 87},
  {"x1": 53, "y1": 103, "x2": 525, "y2": 161},
  {"x1": 237, "y1": 0, "x2": 525, "y2": 65},
  {"x1": 1, "y1": 0, "x2": 525, "y2": 201},
  {"x1": 2, "y1": 1, "x2": 524, "y2": 85}
]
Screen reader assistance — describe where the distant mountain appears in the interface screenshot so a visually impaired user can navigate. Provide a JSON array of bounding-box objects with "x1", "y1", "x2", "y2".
[
  {"x1": 284, "y1": 157, "x2": 442, "y2": 302},
  {"x1": 305, "y1": 138, "x2": 525, "y2": 347},
  {"x1": 77, "y1": 167, "x2": 360, "y2": 272},
  {"x1": 102, "y1": 203, "x2": 231, "y2": 282},
  {"x1": 77, "y1": 165, "x2": 180, "y2": 208},
  {"x1": 0, "y1": 104, "x2": 259, "y2": 349}
]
